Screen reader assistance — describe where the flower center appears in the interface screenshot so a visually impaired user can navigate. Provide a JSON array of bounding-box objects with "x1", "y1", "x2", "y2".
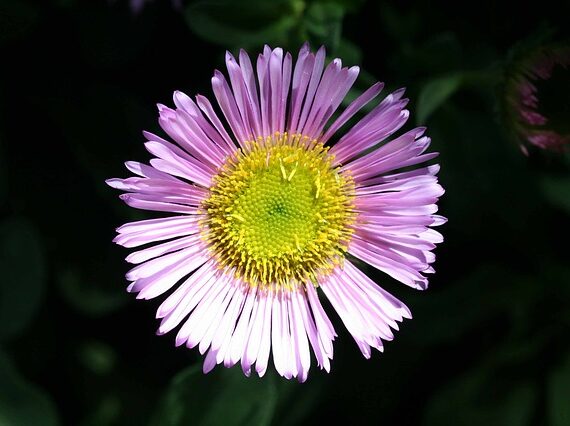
[{"x1": 201, "y1": 133, "x2": 355, "y2": 289}]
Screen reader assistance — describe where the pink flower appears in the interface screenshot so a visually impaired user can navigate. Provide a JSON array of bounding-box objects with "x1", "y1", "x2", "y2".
[
  {"x1": 107, "y1": 44, "x2": 445, "y2": 381},
  {"x1": 506, "y1": 45, "x2": 570, "y2": 153}
]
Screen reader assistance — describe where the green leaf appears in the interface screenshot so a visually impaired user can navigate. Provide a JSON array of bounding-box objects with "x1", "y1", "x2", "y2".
[
  {"x1": 0, "y1": 218, "x2": 46, "y2": 340},
  {"x1": 548, "y1": 353, "x2": 570, "y2": 426},
  {"x1": 304, "y1": 2, "x2": 344, "y2": 52},
  {"x1": 151, "y1": 365, "x2": 278, "y2": 426},
  {"x1": 184, "y1": 0, "x2": 300, "y2": 49},
  {"x1": 416, "y1": 73, "x2": 464, "y2": 124},
  {"x1": 0, "y1": 350, "x2": 60, "y2": 426},
  {"x1": 541, "y1": 176, "x2": 570, "y2": 213}
]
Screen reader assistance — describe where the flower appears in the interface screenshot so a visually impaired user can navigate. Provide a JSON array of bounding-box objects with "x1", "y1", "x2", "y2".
[
  {"x1": 107, "y1": 44, "x2": 445, "y2": 382},
  {"x1": 504, "y1": 44, "x2": 570, "y2": 153}
]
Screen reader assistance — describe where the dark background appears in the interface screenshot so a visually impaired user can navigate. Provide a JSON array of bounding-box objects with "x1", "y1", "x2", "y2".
[{"x1": 1, "y1": 1, "x2": 569, "y2": 425}]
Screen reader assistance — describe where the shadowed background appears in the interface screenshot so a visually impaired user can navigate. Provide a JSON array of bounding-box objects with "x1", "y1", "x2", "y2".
[{"x1": 0, "y1": 0, "x2": 569, "y2": 425}]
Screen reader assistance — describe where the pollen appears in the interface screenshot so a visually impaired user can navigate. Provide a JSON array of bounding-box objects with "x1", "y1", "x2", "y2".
[{"x1": 200, "y1": 132, "x2": 356, "y2": 289}]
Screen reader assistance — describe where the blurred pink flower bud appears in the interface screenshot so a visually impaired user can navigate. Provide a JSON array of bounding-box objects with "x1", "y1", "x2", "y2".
[{"x1": 505, "y1": 44, "x2": 570, "y2": 154}]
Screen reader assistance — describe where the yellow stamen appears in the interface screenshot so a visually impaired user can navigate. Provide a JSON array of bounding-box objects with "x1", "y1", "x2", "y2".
[{"x1": 200, "y1": 132, "x2": 355, "y2": 290}]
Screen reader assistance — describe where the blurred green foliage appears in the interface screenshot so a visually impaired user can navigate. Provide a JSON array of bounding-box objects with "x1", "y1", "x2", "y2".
[
  {"x1": 0, "y1": 351, "x2": 59, "y2": 426},
  {"x1": 151, "y1": 363, "x2": 324, "y2": 426},
  {"x1": 152, "y1": 365, "x2": 278, "y2": 426},
  {"x1": 416, "y1": 72, "x2": 465, "y2": 124},
  {"x1": 184, "y1": 0, "x2": 363, "y2": 52},
  {"x1": 541, "y1": 175, "x2": 570, "y2": 213},
  {"x1": 0, "y1": 218, "x2": 46, "y2": 340},
  {"x1": 548, "y1": 353, "x2": 570, "y2": 426},
  {"x1": 0, "y1": 0, "x2": 568, "y2": 425}
]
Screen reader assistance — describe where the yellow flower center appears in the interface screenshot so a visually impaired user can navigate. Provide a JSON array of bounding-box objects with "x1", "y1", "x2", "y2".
[{"x1": 200, "y1": 133, "x2": 355, "y2": 289}]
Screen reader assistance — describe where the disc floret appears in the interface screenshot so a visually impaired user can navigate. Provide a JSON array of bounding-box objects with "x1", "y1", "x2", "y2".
[{"x1": 201, "y1": 133, "x2": 355, "y2": 289}]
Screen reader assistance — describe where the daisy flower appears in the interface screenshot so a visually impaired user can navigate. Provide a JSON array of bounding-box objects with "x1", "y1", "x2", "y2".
[{"x1": 107, "y1": 44, "x2": 445, "y2": 382}]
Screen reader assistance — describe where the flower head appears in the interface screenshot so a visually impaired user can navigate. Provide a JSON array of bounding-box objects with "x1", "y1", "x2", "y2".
[
  {"x1": 504, "y1": 44, "x2": 570, "y2": 153},
  {"x1": 107, "y1": 44, "x2": 445, "y2": 381}
]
